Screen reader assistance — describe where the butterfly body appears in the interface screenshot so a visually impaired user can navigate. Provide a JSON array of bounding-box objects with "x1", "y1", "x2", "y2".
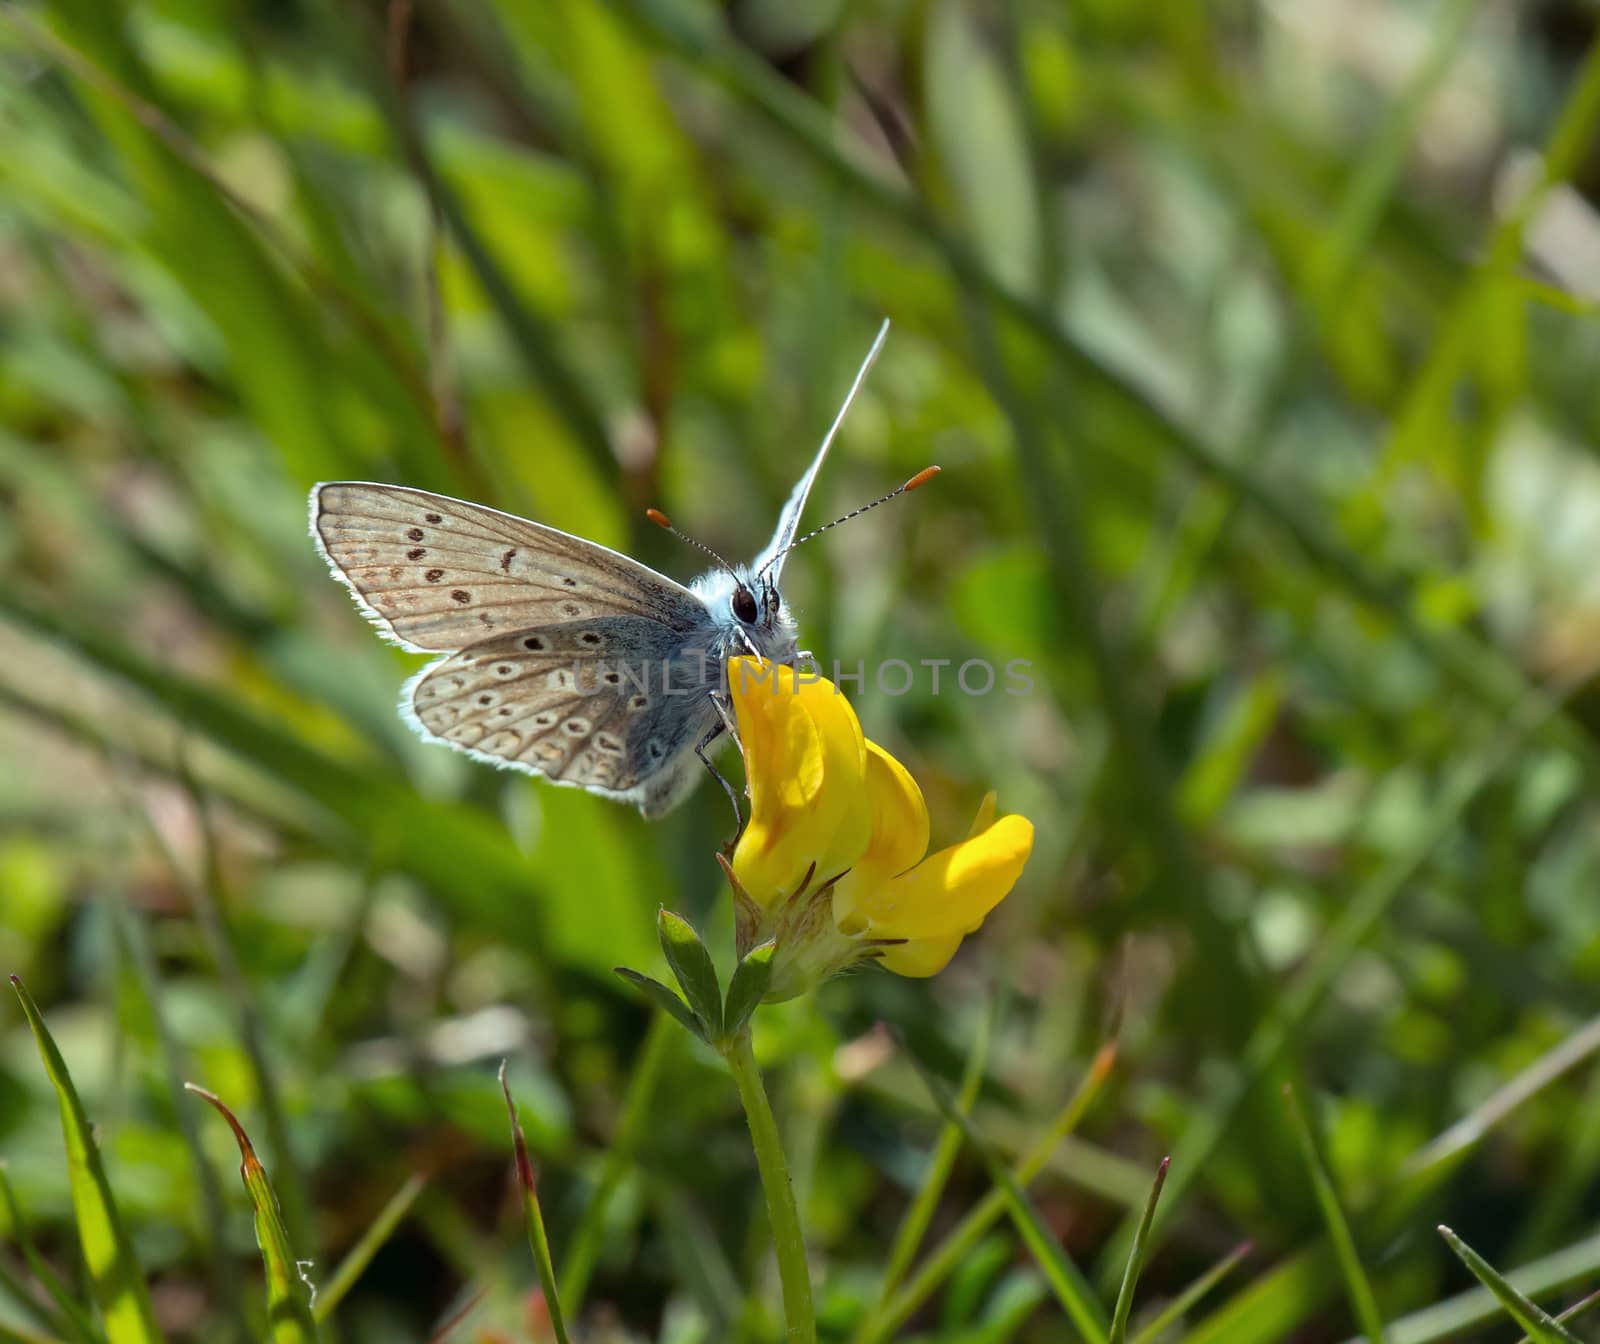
[{"x1": 310, "y1": 321, "x2": 890, "y2": 818}]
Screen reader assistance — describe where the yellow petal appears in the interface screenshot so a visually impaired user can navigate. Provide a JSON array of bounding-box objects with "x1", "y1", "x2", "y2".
[
  {"x1": 730, "y1": 657, "x2": 871, "y2": 908},
  {"x1": 832, "y1": 741, "x2": 930, "y2": 933},
  {"x1": 849, "y1": 814, "x2": 1034, "y2": 941},
  {"x1": 877, "y1": 932, "x2": 965, "y2": 978}
]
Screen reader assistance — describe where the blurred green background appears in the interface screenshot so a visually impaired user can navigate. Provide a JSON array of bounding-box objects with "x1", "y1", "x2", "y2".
[{"x1": 5, "y1": 0, "x2": 1600, "y2": 1340}]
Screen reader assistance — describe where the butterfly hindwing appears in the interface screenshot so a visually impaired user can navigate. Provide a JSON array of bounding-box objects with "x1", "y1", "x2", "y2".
[
  {"x1": 404, "y1": 618, "x2": 723, "y2": 804},
  {"x1": 312, "y1": 482, "x2": 707, "y2": 653}
]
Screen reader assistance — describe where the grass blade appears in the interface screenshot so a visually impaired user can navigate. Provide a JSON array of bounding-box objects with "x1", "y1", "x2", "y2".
[
  {"x1": 876, "y1": 1003, "x2": 993, "y2": 1308},
  {"x1": 312, "y1": 1173, "x2": 427, "y2": 1323},
  {"x1": 185, "y1": 1086, "x2": 317, "y2": 1343},
  {"x1": 101, "y1": 827, "x2": 249, "y2": 1340},
  {"x1": 1127, "y1": 1240, "x2": 1253, "y2": 1344},
  {"x1": 1399, "y1": 1013, "x2": 1600, "y2": 1187},
  {"x1": 1117, "y1": 675, "x2": 1582, "y2": 1280},
  {"x1": 1108, "y1": 1158, "x2": 1170, "y2": 1344},
  {"x1": 10, "y1": 977, "x2": 162, "y2": 1344},
  {"x1": 499, "y1": 1064, "x2": 571, "y2": 1344},
  {"x1": 0, "y1": 587, "x2": 612, "y2": 963},
  {"x1": 910, "y1": 1052, "x2": 1109, "y2": 1344},
  {"x1": 0, "y1": 4, "x2": 442, "y2": 459},
  {"x1": 1350, "y1": 1229, "x2": 1600, "y2": 1344},
  {"x1": 1516, "y1": 1287, "x2": 1600, "y2": 1343},
  {"x1": 426, "y1": 1287, "x2": 487, "y2": 1344},
  {"x1": 173, "y1": 774, "x2": 311, "y2": 1254},
  {"x1": 0, "y1": 1325, "x2": 73, "y2": 1344},
  {"x1": 0, "y1": 1165, "x2": 102, "y2": 1344},
  {"x1": 1283, "y1": 1086, "x2": 1387, "y2": 1343},
  {"x1": 1189, "y1": 1007, "x2": 1600, "y2": 1344},
  {"x1": 858, "y1": 1043, "x2": 1116, "y2": 1344},
  {"x1": 559, "y1": 1012, "x2": 674, "y2": 1312},
  {"x1": 1307, "y1": 0, "x2": 1481, "y2": 309},
  {"x1": 1437, "y1": 1226, "x2": 1581, "y2": 1344}
]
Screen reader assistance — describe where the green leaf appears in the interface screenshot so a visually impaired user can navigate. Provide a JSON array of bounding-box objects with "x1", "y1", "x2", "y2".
[
  {"x1": 10, "y1": 976, "x2": 164, "y2": 1344},
  {"x1": 657, "y1": 909, "x2": 722, "y2": 1039},
  {"x1": 722, "y1": 940, "x2": 774, "y2": 1037},
  {"x1": 185, "y1": 1086, "x2": 317, "y2": 1344},
  {"x1": 613, "y1": 967, "x2": 707, "y2": 1043},
  {"x1": 499, "y1": 1064, "x2": 572, "y2": 1344},
  {"x1": 1108, "y1": 1158, "x2": 1170, "y2": 1344},
  {"x1": 1437, "y1": 1226, "x2": 1581, "y2": 1344}
]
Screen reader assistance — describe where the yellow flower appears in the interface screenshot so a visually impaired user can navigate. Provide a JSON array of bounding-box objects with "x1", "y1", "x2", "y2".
[
  {"x1": 726, "y1": 657, "x2": 1034, "y2": 997},
  {"x1": 726, "y1": 659, "x2": 872, "y2": 912}
]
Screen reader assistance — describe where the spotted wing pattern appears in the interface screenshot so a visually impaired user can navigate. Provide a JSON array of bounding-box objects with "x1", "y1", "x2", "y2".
[
  {"x1": 311, "y1": 482, "x2": 706, "y2": 653},
  {"x1": 403, "y1": 619, "x2": 723, "y2": 808}
]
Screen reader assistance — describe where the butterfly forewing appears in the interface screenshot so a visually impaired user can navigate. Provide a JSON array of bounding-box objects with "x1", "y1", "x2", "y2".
[{"x1": 312, "y1": 482, "x2": 705, "y2": 652}]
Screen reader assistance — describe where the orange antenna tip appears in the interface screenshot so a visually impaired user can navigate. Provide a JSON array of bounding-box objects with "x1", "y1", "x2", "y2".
[
  {"x1": 644, "y1": 506, "x2": 742, "y2": 580},
  {"x1": 904, "y1": 465, "x2": 940, "y2": 492}
]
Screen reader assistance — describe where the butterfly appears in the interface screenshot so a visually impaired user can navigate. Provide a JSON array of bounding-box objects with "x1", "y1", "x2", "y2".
[{"x1": 310, "y1": 321, "x2": 932, "y2": 818}]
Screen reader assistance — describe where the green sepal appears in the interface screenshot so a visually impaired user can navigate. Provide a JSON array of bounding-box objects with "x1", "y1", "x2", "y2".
[
  {"x1": 723, "y1": 940, "x2": 776, "y2": 1038},
  {"x1": 657, "y1": 909, "x2": 723, "y2": 1039},
  {"x1": 613, "y1": 967, "x2": 707, "y2": 1043}
]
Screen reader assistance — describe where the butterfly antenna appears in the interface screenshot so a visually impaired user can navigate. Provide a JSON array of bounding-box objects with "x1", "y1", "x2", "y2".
[
  {"x1": 646, "y1": 508, "x2": 743, "y2": 581},
  {"x1": 759, "y1": 466, "x2": 941, "y2": 575}
]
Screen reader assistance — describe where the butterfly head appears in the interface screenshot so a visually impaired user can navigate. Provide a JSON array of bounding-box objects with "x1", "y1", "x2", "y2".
[
  {"x1": 693, "y1": 564, "x2": 798, "y2": 662},
  {"x1": 647, "y1": 507, "x2": 798, "y2": 661}
]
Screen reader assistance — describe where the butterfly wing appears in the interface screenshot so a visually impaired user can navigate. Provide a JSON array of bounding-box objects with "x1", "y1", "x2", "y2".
[
  {"x1": 752, "y1": 319, "x2": 889, "y2": 581},
  {"x1": 403, "y1": 619, "x2": 722, "y2": 810},
  {"x1": 312, "y1": 482, "x2": 725, "y2": 814},
  {"x1": 311, "y1": 482, "x2": 706, "y2": 652}
]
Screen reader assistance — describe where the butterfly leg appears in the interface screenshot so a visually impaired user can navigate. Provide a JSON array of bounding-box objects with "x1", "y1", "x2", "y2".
[
  {"x1": 694, "y1": 714, "x2": 744, "y2": 838},
  {"x1": 709, "y1": 689, "x2": 745, "y2": 766}
]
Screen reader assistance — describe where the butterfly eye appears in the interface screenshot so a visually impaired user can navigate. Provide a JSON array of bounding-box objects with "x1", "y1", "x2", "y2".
[{"x1": 732, "y1": 586, "x2": 759, "y2": 624}]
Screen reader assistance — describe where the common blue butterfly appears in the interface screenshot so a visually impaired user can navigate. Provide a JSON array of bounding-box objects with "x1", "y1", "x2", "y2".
[{"x1": 310, "y1": 321, "x2": 931, "y2": 817}]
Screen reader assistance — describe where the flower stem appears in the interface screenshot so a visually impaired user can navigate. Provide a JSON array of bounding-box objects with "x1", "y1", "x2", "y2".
[{"x1": 722, "y1": 1027, "x2": 816, "y2": 1344}]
